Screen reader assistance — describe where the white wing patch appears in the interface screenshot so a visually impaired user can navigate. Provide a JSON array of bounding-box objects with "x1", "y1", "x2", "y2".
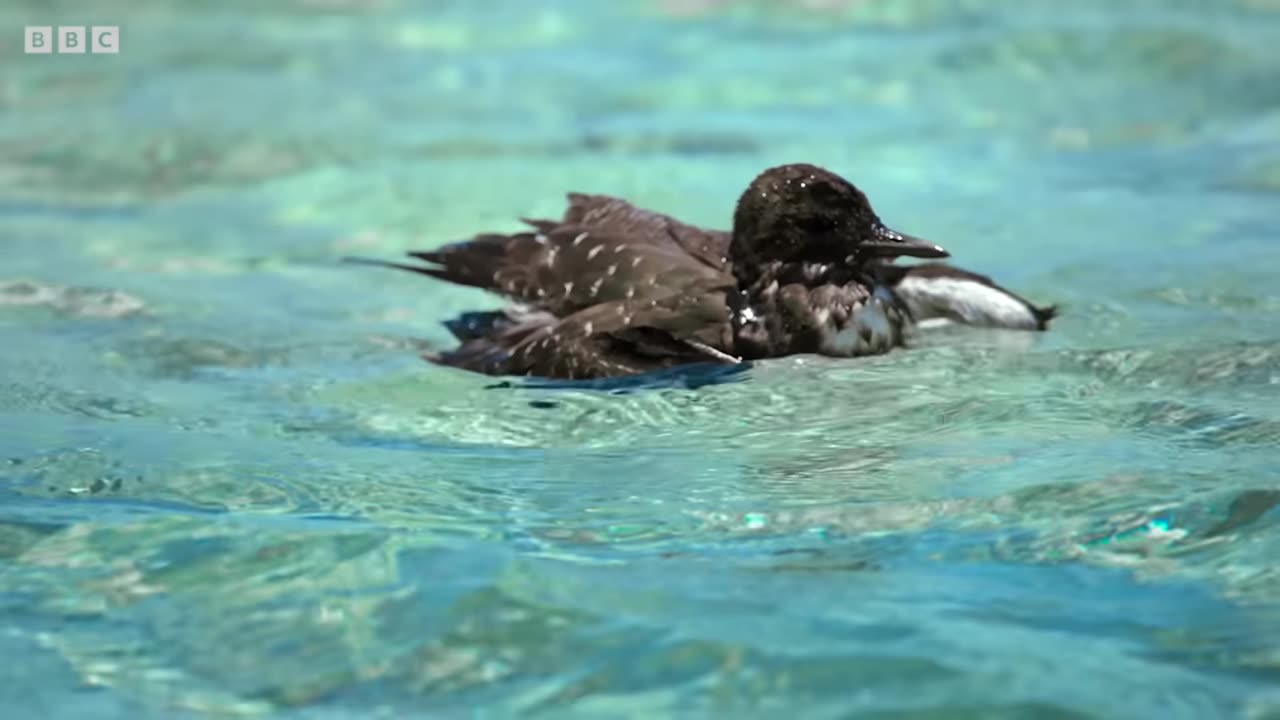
[{"x1": 895, "y1": 276, "x2": 1039, "y2": 331}]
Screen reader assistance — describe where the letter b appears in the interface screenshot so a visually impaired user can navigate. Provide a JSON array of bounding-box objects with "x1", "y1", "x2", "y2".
[
  {"x1": 59, "y1": 26, "x2": 86, "y2": 54},
  {"x1": 25, "y1": 26, "x2": 53, "y2": 54}
]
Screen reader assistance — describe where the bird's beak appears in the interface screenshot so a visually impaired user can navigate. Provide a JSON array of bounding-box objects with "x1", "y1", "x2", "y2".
[{"x1": 860, "y1": 226, "x2": 949, "y2": 259}]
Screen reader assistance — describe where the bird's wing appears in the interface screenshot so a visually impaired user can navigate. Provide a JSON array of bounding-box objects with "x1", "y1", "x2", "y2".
[
  {"x1": 430, "y1": 288, "x2": 735, "y2": 379},
  {"x1": 385, "y1": 224, "x2": 733, "y2": 318},
  {"x1": 530, "y1": 193, "x2": 732, "y2": 271},
  {"x1": 887, "y1": 263, "x2": 1057, "y2": 331}
]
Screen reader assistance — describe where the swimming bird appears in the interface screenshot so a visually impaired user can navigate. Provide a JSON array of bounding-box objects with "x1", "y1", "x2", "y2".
[{"x1": 347, "y1": 163, "x2": 1050, "y2": 379}]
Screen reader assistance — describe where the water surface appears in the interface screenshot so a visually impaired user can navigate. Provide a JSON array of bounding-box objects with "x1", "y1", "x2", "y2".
[{"x1": 2, "y1": 0, "x2": 1279, "y2": 717}]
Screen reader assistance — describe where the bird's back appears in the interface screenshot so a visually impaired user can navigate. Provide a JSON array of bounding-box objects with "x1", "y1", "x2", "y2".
[
  {"x1": 412, "y1": 194, "x2": 733, "y2": 317},
  {"x1": 389, "y1": 193, "x2": 739, "y2": 379}
]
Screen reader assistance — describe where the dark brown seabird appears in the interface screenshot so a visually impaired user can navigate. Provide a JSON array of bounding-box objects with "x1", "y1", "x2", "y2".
[{"x1": 347, "y1": 163, "x2": 1055, "y2": 380}]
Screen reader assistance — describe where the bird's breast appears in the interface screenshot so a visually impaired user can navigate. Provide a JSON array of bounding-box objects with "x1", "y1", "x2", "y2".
[
  {"x1": 732, "y1": 283, "x2": 905, "y2": 359},
  {"x1": 816, "y1": 290, "x2": 901, "y2": 357}
]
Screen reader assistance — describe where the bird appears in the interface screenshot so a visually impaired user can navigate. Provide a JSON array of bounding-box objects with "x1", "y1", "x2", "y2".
[{"x1": 346, "y1": 163, "x2": 1053, "y2": 380}]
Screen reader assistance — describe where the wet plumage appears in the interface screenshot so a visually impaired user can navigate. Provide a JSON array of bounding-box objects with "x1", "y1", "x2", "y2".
[
  {"x1": 352, "y1": 192, "x2": 743, "y2": 378},
  {"x1": 347, "y1": 163, "x2": 1053, "y2": 379}
]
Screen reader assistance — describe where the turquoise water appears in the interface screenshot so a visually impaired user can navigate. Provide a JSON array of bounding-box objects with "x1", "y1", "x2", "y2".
[{"x1": 3, "y1": 0, "x2": 1280, "y2": 716}]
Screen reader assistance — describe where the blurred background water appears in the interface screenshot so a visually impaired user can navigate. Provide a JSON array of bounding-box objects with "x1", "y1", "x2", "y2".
[{"x1": 2, "y1": 0, "x2": 1280, "y2": 717}]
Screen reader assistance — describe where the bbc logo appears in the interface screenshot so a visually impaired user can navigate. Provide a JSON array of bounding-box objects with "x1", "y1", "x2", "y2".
[{"x1": 24, "y1": 26, "x2": 119, "y2": 54}]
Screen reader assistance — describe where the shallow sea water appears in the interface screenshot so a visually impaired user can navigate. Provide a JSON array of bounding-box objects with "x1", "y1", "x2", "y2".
[{"x1": 3, "y1": 0, "x2": 1280, "y2": 717}]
